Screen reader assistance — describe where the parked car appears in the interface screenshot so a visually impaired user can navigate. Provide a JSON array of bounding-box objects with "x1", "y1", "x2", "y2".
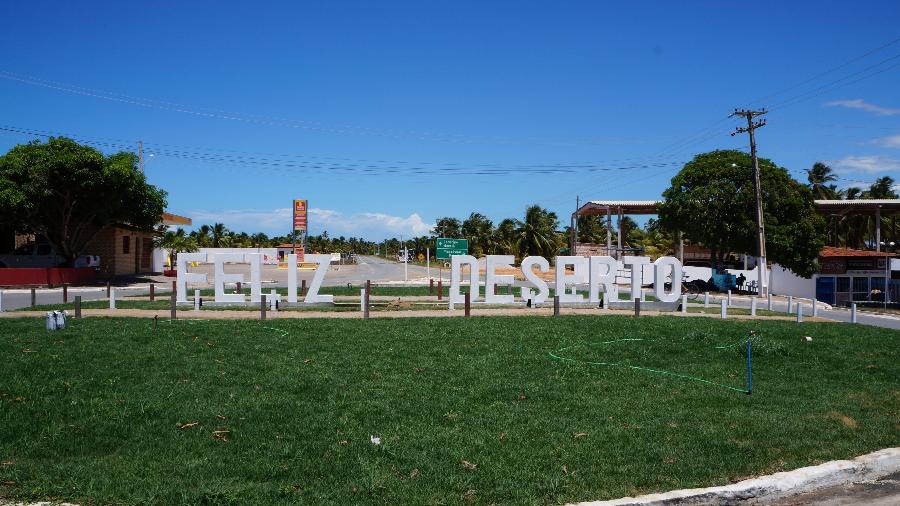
[{"x1": 0, "y1": 242, "x2": 100, "y2": 269}]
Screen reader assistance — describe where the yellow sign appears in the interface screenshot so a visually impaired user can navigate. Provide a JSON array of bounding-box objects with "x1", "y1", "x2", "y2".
[{"x1": 293, "y1": 199, "x2": 308, "y2": 232}]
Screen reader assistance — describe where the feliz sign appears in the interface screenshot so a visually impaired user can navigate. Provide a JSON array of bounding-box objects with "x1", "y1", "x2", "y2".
[
  {"x1": 176, "y1": 253, "x2": 333, "y2": 304},
  {"x1": 449, "y1": 255, "x2": 683, "y2": 304}
]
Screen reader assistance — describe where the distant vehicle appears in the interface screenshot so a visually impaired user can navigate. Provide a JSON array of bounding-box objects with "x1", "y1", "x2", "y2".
[{"x1": 0, "y1": 241, "x2": 99, "y2": 269}]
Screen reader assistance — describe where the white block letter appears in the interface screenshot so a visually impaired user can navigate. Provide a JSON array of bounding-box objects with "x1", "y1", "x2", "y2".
[
  {"x1": 521, "y1": 256, "x2": 549, "y2": 304},
  {"x1": 246, "y1": 253, "x2": 262, "y2": 303},
  {"x1": 653, "y1": 256, "x2": 683, "y2": 303},
  {"x1": 555, "y1": 256, "x2": 588, "y2": 303},
  {"x1": 589, "y1": 256, "x2": 618, "y2": 303},
  {"x1": 304, "y1": 254, "x2": 334, "y2": 303},
  {"x1": 450, "y1": 255, "x2": 479, "y2": 304},
  {"x1": 623, "y1": 256, "x2": 651, "y2": 301},
  {"x1": 485, "y1": 255, "x2": 515, "y2": 304},
  {"x1": 287, "y1": 254, "x2": 298, "y2": 303},
  {"x1": 214, "y1": 253, "x2": 245, "y2": 303},
  {"x1": 176, "y1": 253, "x2": 207, "y2": 303}
]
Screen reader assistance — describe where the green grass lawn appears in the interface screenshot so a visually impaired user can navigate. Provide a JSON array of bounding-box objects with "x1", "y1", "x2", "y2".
[{"x1": 1, "y1": 316, "x2": 897, "y2": 505}]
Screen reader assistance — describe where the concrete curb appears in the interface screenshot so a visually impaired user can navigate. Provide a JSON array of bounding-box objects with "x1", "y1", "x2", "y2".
[{"x1": 570, "y1": 447, "x2": 899, "y2": 506}]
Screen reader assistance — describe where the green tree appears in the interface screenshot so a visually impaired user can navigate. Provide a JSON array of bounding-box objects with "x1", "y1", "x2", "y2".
[
  {"x1": 805, "y1": 162, "x2": 839, "y2": 200},
  {"x1": 492, "y1": 218, "x2": 519, "y2": 256},
  {"x1": 658, "y1": 150, "x2": 825, "y2": 276},
  {"x1": 461, "y1": 212, "x2": 494, "y2": 257},
  {"x1": 0, "y1": 137, "x2": 167, "y2": 265},
  {"x1": 431, "y1": 217, "x2": 462, "y2": 238},
  {"x1": 155, "y1": 228, "x2": 198, "y2": 268},
  {"x1": 517, "y1": 205, "x2": 561, "y2": 258},
  {"x1": 575, "y1": 215, "x2": 608, "y2": 244},
  {"x1": 210, "y1": 223, "x2": 229, "y2": 247}
]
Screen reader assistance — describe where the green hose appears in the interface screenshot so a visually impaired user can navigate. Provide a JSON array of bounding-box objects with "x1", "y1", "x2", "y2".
[{"x1": 549, "y1": 336, "x2": 751, "y2": 394}]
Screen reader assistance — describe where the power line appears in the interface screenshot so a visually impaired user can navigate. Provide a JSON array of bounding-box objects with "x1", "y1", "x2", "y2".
[{"x1": 0, "y1": 124, "x2": 684, "y2": 177}]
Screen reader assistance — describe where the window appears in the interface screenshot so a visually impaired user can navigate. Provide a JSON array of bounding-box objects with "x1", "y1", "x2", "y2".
[{"x1": 122, "y1": 236, "x2": 130, "y2": 254}]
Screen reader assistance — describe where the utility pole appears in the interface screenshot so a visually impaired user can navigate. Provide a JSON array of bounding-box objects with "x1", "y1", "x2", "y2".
[
  {"x1": 730, "y1": 108, "x2": 767, "y2": 297},
  {"x1": 571, "y1": 195, "x2": 580, "y2": 255},
  {"x1": 138, "y1": 140, "x2": 144, "y2": 173}
]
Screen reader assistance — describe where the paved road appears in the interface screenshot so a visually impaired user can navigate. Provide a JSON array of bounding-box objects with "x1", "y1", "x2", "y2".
[{"x1": 770, "y1": 471, "x2": 900, "y2": 505}]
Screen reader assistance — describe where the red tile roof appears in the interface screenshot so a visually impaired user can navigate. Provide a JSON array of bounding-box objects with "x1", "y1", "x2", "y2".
[{"x1": 819, "y1": 246, "x2": 893, "y2": 258}]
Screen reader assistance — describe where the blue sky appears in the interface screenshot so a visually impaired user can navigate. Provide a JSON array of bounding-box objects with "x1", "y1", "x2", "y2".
[{"x1": 1, "y1": 1, "x2": 899, "y2": 239}]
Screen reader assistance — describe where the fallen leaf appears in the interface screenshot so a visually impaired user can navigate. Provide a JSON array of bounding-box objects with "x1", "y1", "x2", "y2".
[
  {"x1": 573, "y1": 432, "x2": 588, "y2": 439},
  {"x1": 216, "y1": 415, "x2": 226, "y2": 420},
  {"x1": 414, "y1": 367, "x2": 425, "y2": 373},
  {"x1": 463, "y1": 489, "x2": 476, "y2": 503},
  {"x1": 0, "y1": 461, "x2": 14, "y2": 465},
  {"x1": 562, "y1": 465, "x2": 568, "y2": 475},
  {"x1": 21, "y1": 349, "x2": 34, "y2": 353},
  {"x1": 304, "y1": 359, "x2": 315, "y2": 364},
  {"x1": 499, "y1": 431, "x2": 506, "y2": 441},
  {"x1": 460, "y1": 460, "x2": 477, "y2": 471},
  {"x1": 291, "y1": 484, "x2": 301, "y2": 491},
  {"x1": 409, "y1": 468, "x2": 420, "y2": 479},
  {"x1": 2, "y1": 480, "x2": 14, "y2": 485},
  {"x1": 518, "y1": 393, "x2": 527, "y2": 400},
  {"x1": 339, "y1": 440, "x2": 349, "y2": 445},
  {"x1": 212, "y1": 428, "x2": 231, "y2": 441},
  {"x1": 178, "y1": 422, "x2": 199, "y2": 430}
]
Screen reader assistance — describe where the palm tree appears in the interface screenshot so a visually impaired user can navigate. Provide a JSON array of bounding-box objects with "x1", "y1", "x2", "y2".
[
  {"x1": 462, "y1": 212, "x2": 494, "y2": 257},
  {"x1": 492, "y1": 219, "x2": 519, "y2": 256},
  {"x1": 155, "y1": 228, "x2": 198, "y2": 269},
  {"x1": 211, "y1": 223, "x2": 228, "y2": 247},
  {"x1": 517, "y1": 205, "x2": 561, "y2": 258},
  {"x1": 806, "y1": 162, "x2": 839, "y2": 199},
  {"x1": 192, "y1": 224, "x2": 212, "y2": 247}
]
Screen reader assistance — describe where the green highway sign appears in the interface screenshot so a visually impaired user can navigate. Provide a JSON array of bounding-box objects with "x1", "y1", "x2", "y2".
[{"x1": 436, "y1": 238, "x2": 468, "y2": 260}]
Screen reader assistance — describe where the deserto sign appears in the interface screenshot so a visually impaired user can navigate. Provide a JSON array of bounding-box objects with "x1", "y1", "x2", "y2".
[
  {"x1": 176, "y1": 253, "x2": 333, "y2": 304},
  {"x1": 450, "y1": 255, "x2": 683, "y2": 304}
]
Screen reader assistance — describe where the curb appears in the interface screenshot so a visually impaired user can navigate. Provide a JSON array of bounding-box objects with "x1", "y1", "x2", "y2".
[{"x1": 570, "y1": 447, "x2": 899, "y2": 506}]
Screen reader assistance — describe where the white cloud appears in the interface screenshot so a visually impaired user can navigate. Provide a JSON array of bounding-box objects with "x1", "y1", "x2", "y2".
[
  {"x1": 185, "y1": 207, "x2": 434, "y2": 239},
  {"x1": 824, "y1": 99, "x2": 900, "y2": 116},
  {"x1": 826, "y1": 155, "x2": 900, "y2": 174},
  {"x1": 873, "y1": 134, "x2": 900, "y2": 148}
]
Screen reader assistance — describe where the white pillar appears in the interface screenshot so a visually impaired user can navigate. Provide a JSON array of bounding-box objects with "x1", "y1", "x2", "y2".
[
  {"x1": 194, "y1": 289, "x2": 200, "y2": 311},
  {"x1": 109, "y1": 288, "x2": 116, "y2": 309},
  {"x1": 727, "y1": 290, "x2": 732, "y2": 307},
  {"x1": 767, "y1": 292, "x2": 773, "y2": 311},
  {"x1": 681, "y1": 294, "x2": 687, "y2": 314},
  {"x1": 0, "y1": 290, "x2": 4, "y2": 312},
  {"x1": 851, "y1": 303, "x2": 857, "y2": 323},
  {"x1": 787, "y1": 296, "x2": 793, "y2": 314},
  {"x1": 812, "y1": 298, "x2": 818, "y2": 317},
  {"x1": 797, "y1": 304, "x2": 803, "y2": 323},
  {"x1": 720, "y1": 298, "x2": 727, "y2": 319},
  {"x1": 360, "y1": 288, "x2": 365, "y2": 312},
  {"x1": 704, "y1": 292, "x2": 709, "y2": 308},
  {"x1": 270, "y1": 289, "x2": 278, "y2": 311},
  {"x1": 751, "y1": 297, "x2": 757, "y2": 316}
]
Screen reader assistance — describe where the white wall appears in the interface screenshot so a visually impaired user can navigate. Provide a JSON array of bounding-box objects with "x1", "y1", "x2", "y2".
[
  {"x1": 770, "y1": 264, "x2": 816, "y2": 299},
  {"x1": 198, "y1": 248, "x2": 279, "y2": 264}
]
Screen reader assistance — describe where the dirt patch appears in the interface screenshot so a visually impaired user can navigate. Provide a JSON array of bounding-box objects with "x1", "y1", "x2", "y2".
[{"x1": 829, "y1": 411, "x2": 859, "y2": 429}]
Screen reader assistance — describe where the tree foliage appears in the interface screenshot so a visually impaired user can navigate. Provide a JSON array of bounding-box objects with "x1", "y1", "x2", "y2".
[
  {"x1": 659, "y1": 150, "x2": 825, "y2": 277},
  {"x1": 0, "y1": 137, "x2": 167, "y2": 264}
]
